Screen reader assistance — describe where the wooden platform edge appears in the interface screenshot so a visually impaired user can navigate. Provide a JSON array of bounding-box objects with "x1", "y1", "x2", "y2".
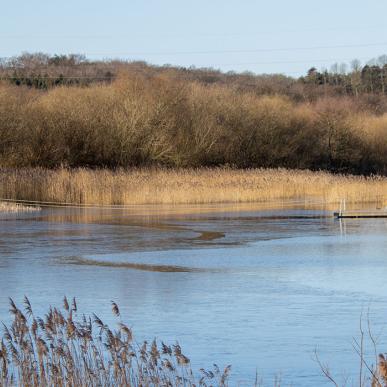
[{"x1": 334, "y1": 211, "x2": 387, "y2": 218}]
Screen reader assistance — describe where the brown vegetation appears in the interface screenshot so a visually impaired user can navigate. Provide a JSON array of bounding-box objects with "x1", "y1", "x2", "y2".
[
  {"x1": 3, "y1": 53, "x2": 387, "y2": 102},
  {"x1": 0, "y1": 297, "x2": 231, "y2": 386},
  {"x1": 0, "y1": 74, "x2": 387, "y2": 174},
  {"x1": 0, "y1": 168, "x2": 386, "y2": 206},
  {"x1": 2, "y1": 298, "x2": 387, "y2": 386},
  {"x1": 1, "y1": 53, "x2": 387, "y2": 175}
]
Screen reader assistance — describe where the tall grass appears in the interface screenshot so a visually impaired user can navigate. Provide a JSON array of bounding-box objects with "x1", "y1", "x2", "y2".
[
  {"x1": 0, "y1": 297, "x2": 230, "y2": 386},
  {"x1": 0, "y1": 167, "x2": 386, "y2": 206},
  {"x1": 2, "y1": 298, "x2": 387, "y2": 386}
]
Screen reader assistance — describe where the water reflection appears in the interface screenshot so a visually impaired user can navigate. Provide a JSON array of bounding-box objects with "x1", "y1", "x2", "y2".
[
  {"x1": 0, "y1": 204, "x2": 387, "y2": 385},
  {"x1": 65, "y1": 256, "x2": 210, "y2": 273}
]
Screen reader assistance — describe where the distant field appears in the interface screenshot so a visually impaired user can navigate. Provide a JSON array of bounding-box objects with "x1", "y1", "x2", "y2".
[{"x1": 1, "y1": 167, "x2": 386, "y2": 206}]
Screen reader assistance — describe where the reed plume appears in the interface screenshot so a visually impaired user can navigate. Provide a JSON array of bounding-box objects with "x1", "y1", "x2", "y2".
[
  {"x1": 0, "y1": 298, "x2": 231, "y2": 386},
  {"x1": 0, "y1": 167, "x2": 386, "y2": 206}
]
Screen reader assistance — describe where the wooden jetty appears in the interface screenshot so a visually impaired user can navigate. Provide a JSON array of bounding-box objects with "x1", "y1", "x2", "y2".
[
  {"x1": 334, "y1": 210, "x2": 387, "y2": 218},
  {"x1": 334, "y1": 199, "x2": 387, "y2": 218}
]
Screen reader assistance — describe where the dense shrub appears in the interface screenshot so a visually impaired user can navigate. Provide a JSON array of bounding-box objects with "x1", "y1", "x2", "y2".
[{"x1": 0, "y1": 74, "x2": 386, "y2": 174}]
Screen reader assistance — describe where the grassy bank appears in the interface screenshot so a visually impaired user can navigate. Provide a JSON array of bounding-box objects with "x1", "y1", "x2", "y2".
[{"x1": 0, "y1": 167, "x2": 386, "y2": 206}]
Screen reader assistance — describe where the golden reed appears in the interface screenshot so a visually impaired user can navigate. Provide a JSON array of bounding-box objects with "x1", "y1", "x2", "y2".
[
  {"x1": 1, "y1": 298, "x2": 387, "y2": 386},
  {"x1": 0, "y1": 167, "x2": 386, "y2": 206},
  {"x1": 0, "y1": 297, "x2": 230, "y2": 386}
]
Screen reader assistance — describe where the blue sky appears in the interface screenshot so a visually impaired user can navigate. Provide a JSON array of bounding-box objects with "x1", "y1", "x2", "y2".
[{"x1": 2, "y1": 0, "x2": 387, "y2": 76}]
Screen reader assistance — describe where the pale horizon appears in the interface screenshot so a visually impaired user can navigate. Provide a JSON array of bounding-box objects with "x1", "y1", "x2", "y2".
[{"x1": 2, "y1": 0, "x2": 387, "y2": 76}]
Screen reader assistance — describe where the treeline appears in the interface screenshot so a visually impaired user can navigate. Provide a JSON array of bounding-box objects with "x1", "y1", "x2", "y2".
[
  {"x1": 4, "y1": 53, "x2": 387, "y2": 103},
  {"x1": 301, "y1": 56, "x2": 387, "y2": 97},
  {"x1": 1, "y1": 71, "x2": 387, "y2": 174},
  {"x1": 0, "y1": 53, "x2": 116, "y2": 88},
  {"x1": 0, "y1": 53, "x2": 305, "y2": 103}
]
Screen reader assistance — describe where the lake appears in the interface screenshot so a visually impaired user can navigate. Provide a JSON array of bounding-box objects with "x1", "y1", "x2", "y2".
[{"x1": 1, "y1": 204, "x2": 387, "y2": 386}]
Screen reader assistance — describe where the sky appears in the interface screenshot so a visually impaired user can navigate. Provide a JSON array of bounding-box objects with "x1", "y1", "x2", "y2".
[{"x1": 2, "y1": 0, "x2": 387, "y2": 76}]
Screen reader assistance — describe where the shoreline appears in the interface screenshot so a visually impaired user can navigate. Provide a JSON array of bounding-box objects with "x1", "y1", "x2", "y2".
[
  {"x1": 0, "y1": 197, "x2": 368, "y2": 217},
  {"x1": 0, "y1": 201, "x2": 41, "y2": 213}
]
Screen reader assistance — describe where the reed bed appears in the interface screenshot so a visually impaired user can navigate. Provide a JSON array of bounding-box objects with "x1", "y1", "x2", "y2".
[
  {"x1": 0, "y1": 167, "x2": 386, "y2": 206},
  {"x1": 0, "y1": 297, "x2": 231, "y2": 386}
]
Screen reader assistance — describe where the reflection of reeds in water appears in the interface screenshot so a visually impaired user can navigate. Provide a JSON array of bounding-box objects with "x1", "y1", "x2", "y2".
[
  {"x1": 1, "y1": 167, "x2": 386, "y2": 206},
  {"x1": 0, "y1": 297, "x2": 231, "y2": 386},
  {"x1": 0, "y1": 201, "x2": 40, "y2": 213}
]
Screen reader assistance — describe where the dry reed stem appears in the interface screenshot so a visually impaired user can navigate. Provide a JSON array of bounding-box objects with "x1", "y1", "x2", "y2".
[
  {"x1": 0, "y1": 167, "x2": 386, "y2": 206},
  {"x1": 0, "y1": 297, "x2": 230, "y2": 386},
  {"x1": 1, "y1": 298, "x2": 387, "y2": 386}
]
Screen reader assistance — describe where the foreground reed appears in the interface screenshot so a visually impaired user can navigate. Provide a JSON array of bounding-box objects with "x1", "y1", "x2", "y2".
[
  {"x1": 0, "y1": 167, "x2": 386, "y2": 206},
  {"x1": 2, "y1": 298, "x2": 387, "y2": 386},
  {"x1": 0, "y1": 297, "x2": 230, "y2": 386}
]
